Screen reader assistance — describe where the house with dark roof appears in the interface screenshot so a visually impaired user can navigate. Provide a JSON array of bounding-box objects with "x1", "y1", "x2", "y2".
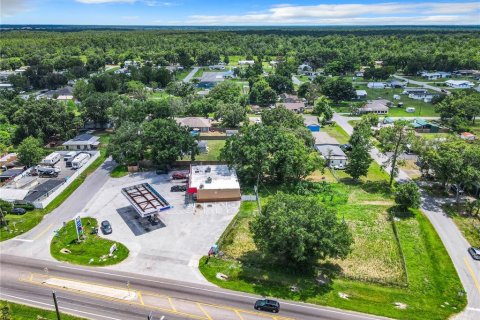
[
  {"x1": 276, "y1": 102, "x2": 305, "y2": 114},
  {"x1": 311, "y1": 132, "x2": 347, "y2": 167},
  {"x1": 176, "y1": 117, "x2": 211, "y2": 132},
  {"x1": 356, "y1": 100, "x2": 390, "y2": 115},
  {"x1": 62, "y1": 134, "x2": 100, "y2": 151}
]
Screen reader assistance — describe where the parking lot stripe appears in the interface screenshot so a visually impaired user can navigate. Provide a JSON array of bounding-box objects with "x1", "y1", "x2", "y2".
[
  {"x1": 33, "y1": 224, "x2": 52, "y2": 240},
  {"x1": 168, "y1": 297, "x2": 176, "y2": 311},
  {"x1": 197, "y1": 303, "x2": 212, "y2": 320},
  {"x1": 464, "y1": 256, "x2": 480, "y2": 294}
]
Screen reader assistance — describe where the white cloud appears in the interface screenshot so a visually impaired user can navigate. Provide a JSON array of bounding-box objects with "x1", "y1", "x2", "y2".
[
  {"x1": 187, "y1": 2, "x2": 480, "y2": 25},
  {"x1": 1, "y1": 0, "x2": 31, "y2": 17}
]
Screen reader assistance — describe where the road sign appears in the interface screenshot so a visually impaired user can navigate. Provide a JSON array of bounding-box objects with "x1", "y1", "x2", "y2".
[{"x1": 74, "y1": 216, "x2": 83, "y2": 241}]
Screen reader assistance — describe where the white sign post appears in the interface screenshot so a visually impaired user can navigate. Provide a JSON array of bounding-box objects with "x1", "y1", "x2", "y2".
[
  {"x1": 109, "y1": 243, "x2": 117, "y2": 257},
  {"x1": 74, "y1": 216, "x2": 83, "y2": 241}
]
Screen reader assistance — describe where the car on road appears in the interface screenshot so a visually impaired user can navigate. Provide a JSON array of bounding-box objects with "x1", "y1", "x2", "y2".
[
  {"x1": 101, "y1": 220, "x2": 112, "y2": 235},
  {"x1": 11, "y1": 207, "x2": 27, "y2": 215},
  {"x1": 170, "y1": 185, "x2": 187, "y2": 192},
  {"x1": 254, "y1": 299, "x2": 280, "y2": 313},
  {"x1": 468, "y1": 247, "x2": 480, "y2": 260},
  {"x1": 172, "y1": 173, "x2": 188, "y2": 180}
]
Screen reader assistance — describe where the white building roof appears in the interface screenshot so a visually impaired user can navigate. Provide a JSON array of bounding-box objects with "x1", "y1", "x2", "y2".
[
  {"x1": 189, "y1": 165, "x2": 240, "y2": 190},
  {"x1": 0, "y1": 188, "x2": 29, "y2": 202},
  {"x1": 445, "y1": 80, "x2": 474, "y2": 86}
]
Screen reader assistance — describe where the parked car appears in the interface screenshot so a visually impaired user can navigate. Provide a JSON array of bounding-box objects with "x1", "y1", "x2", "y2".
[
  {"x1": 11, "y1": 207, "x2": 27, "y2": 215},
  {"x1": 156, "y1": 168, "x2": 168, "y2": 175},
  {"x1": 171, "y1": 185, "x2": 187, "y2": 192},
  {"x1": 172, "y1": 173, "x2": 188, "y2": 180},
  {"x1": 332, "y1": 163, "x2": 346, "y2": 170},
  {"x1": 340, "y1": 144, "x2": 352, "y2": 151},
  {"x1": 468, "y1": 247, "x2": 480, "y2": 260},
  {"x1": 254, "y1": 299, "x2": 280, "y2": 313},
  {"x1": 100, "y1": 220, "x2": 112, "y2": 234}
]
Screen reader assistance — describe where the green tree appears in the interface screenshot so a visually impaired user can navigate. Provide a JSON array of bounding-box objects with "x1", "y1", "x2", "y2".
[
  {"x1": 81, "y1": 92, "x2": 119, "y2": 126},
  {"x1": 394, "y1": 182, "x2": 421, "y2": 210},
  {"x1": 261, "y1": 106, "x2": 304, "y2": 129},
  {"x1": 266, "y1": 74, "x2": 294, "y2": 94},
  {"x1": 215, "y1": 102, "x2": 246, "y2": 128},
  {"x1": 142, "y1": 118, "x2": 197, "y2": 166},
  {"x1": 346, "y1": 120, "x2": 372, "y2": 180},
  {"x1": 321, "y1": 77, "x2": 355, "y2": 103},
  {"x1": 251, "y1": 193, "x2": 353, "y2": 267},
  {"x1": 249, "y1": 79, "x2": 277, "y2": 107},
  {"x1": 126, "y1": 80, "x2": 147, "y2": 100},
  {"x1": 17, "y1": 136, "x2": 43, "y2": 167},
  {"x1": 378, "y1": 121, "x2": 415, "y2": 186},
  {"x1": 313, "y1": 96, "x2": 333, "y2": 124},
  {"x1": 108, "y1": 122, "x2": 144, "y2": 166},
  {"x1": 208, "y1": 81, "x2": 241, "y2": 104}
]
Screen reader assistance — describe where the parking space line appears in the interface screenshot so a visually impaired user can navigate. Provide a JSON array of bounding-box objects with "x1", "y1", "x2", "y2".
[
  {"x1": 234, "y1": 310, "x2": 244, "y2": 320},
  {"x1": 464, "y1": 256, "x2": 480, "y2": 294},
  {"x1": 33, "y1": 224, "x2": 52, "y2": 240},
  {"x1": 168, "y1": 297, "x2": 176, "y2": 311},
  {"x1": 197, "y1": 303, "x2": 212, "y2": 320}
]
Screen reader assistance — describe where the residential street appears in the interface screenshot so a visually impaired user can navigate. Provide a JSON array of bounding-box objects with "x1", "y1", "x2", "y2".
[
  {"x1": 183, "y1": 66, "x2": 199, "y2": 83},
  {"x1": 333, "y1": 113, "x2": 480, "y2": 320}
]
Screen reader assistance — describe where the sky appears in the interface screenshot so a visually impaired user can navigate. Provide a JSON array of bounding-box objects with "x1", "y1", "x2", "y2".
[{"x1": 1, "y1": 0, "x2": 479, "y2": 26}]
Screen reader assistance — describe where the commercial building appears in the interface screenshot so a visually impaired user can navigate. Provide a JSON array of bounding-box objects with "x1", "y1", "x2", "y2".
[
  {"x1": 63, "y1": 134, "x2": 100, "y2": 151},
  {"x1": 187, "y1": 165, "x2": 241, "y2": 203}
]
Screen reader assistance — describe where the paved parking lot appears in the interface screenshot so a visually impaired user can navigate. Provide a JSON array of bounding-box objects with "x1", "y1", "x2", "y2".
[{"x1": 82, "y1": 171, "x2": 240, "y2": 284}]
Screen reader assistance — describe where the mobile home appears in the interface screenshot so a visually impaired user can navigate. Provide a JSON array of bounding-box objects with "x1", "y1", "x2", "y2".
[{"x1": 42, "y1": 152, "x2": 61, "y2": 166}]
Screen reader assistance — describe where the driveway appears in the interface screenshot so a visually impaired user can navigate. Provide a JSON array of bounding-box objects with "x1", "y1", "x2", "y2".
[
  {"x1": 183, "y1": 66, "x2": 199, "y2": 83},
  {"x1": 333, "y1": 113, "x2": 480, "y2": 319}
]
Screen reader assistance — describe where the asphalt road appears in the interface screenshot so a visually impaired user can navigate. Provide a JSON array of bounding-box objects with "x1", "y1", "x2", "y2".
[
  {"x1": 333, "y1": 113, "x2": 480, "y2": 320},
  {"x1": 0, "y1": 254, "x2": 387, "y2": 320},
  {"x1": 183, "y1": 67, "x2": 199, "y2": 83}
]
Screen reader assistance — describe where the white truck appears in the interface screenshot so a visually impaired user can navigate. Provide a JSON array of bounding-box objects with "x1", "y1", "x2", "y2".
[
  {"x1": 71, "y1": 153, "x2": 90, "y2": 169},
  {"x1": 42, "y1": 152, "x2": 61, "y2": 166},
  {"x1": 36, "y1": 166, "x2": 61, "y2": 174}
]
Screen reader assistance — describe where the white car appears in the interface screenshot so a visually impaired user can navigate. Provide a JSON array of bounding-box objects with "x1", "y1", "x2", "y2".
[{"x1": 332, "y1": 164, "x2": 345, "y2": 170}]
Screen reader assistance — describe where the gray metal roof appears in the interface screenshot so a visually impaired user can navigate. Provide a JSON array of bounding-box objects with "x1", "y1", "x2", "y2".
[{"x1": 24, "y1": 179, "x2": 64, "y2": 202}]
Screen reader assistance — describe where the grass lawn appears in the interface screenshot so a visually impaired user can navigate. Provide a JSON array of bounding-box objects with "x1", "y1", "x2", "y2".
[
  {"x1": 352, "y1": 85, "x2": 439, "y2": 117},
  {"x1": 51, "y1": 217, "x2": 129, "y2": 266},
  {"x1": 0, "y1": 131, "x2": 112, "y2": 242},
  {"x1": 194, "y1": 67, "x2": 206, "y2": 78},
  {"x1": 200, "y1": 165, "x2": 466, "y2": 319},
  {"x1": 174, "y1": 68, "x2": 192, "y2": 81},
  {"x1": 148, "y1": 91, "x2": 169, "y2": 100},
  {"x1": 444, "y1": 204, "x2": 480, "y2": 247},
  {"x1": 182, "y1": 140, "x2": 226, "y2": 161},
  {"x1": 1, "y1": 300, "x2": 86, "y2": 320},
  {"x1": 110, "y1": 164, "x2": 129, "y2": 178},
  {"x1": 321, "y1": 123, "x2": 350, "y2": 144}
]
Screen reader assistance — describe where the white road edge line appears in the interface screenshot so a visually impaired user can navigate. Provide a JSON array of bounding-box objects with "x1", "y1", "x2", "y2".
[
  {"x1": 0, "y1": 293, "x2": 122, "y2": 320},
  {"x1": 57, "y1": 265, "x2": 384, "y2": 319},
  {"x1": 11, "y1": 239, "x2": 34, "y2": 242}
]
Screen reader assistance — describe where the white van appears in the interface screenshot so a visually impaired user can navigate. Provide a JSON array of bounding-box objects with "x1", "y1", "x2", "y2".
[
  {"x1": 42, "y1": 152, "x2": 61, "y2": 166},
  {"x1": 71, "y1": 153, "x2": 90, "y2": 169},
  {"x1": 63, "y1": 151, "x2": 77, "y2": 161},
  {"x1": 406, "y1": 107, "x2": 415, "y2": 113}
]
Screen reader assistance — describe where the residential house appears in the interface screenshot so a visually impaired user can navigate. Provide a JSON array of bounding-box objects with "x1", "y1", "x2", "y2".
[
  {"x1": 354, "y1": 71, "x2": 364, "y2": 77},
  {"x1": 198, "y1": 72, "x2": 225, "y2": 88},
  {"x1": 37, "y1": 86, "x2": 74, "y2": 100},
  {"x1": 453, "y1": 70, "x2": 480, "y2": 77},
  {"x1": 0, "y1": 83, "x2": 13, "y2": 90},
  {"x1": 312, "y1": 132, "x2": 347, "y2": 167},
  {"x1": 238, "y1": 60, "x2": 255, "y2": 66},
  {"x1": 304, "y1": 116, "x2": 321, "y2": 132},
  {"x1": 279, "y1": 93, "x2": 303, "y2": 103},
  {"x1": 367, "y1": 82, "x2": 386, "y2": 89},
  {"x1": 437, "y1": 71, "x2": 451, "y2": 78},
  {"x1": 209, "y1": 64, "x2": 226, "y2": 70},
  {"x1": 62, "y1": 134, "x2": 100, "y2": 151},
  {"x1": 176, "y1": 117, "x2": 211, "y2": 132},
  {"x1": 356, "y1": 99, "x2": 390, "y2": 115},
  {"x1": 124, "y1": 60, "x2": 140, "y2": 68},
  {"x1": 374, "y1": 60, "x2": 384, "y2": 68},
  {"x1": 445, "y1": 80, "x2": 475, "y2": 89},
  {"x1": 356, "y1": 90, "x2": 368, "y2": 99},
  {"x1": 298, "y1": 63, "x2": 313, "y2": 74},
  {"x1": 421, "y1": 72, "x2": 441, "y2": 80},
  {"x1": 277, "y1": 102, "x2": 305, "y2": 114}
]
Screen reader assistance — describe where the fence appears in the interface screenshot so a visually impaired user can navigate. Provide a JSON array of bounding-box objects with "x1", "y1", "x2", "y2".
[{"x1": 32, "y1": 152, "x2": 100, "y2": 209}]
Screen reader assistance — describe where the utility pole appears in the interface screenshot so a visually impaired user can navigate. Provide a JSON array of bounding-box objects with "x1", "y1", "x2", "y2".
[{"x1": 52, "y1": 291, "x2": 61, "y2": 320}]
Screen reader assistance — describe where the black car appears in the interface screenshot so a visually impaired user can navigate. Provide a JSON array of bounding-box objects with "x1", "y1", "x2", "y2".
[
  {"x1": 100, "y1": 220, "x2": 112, "y2": 235},
  {"x1": 468, "y1": 247, "x2": 480, "y2": 260},
  {"x1": 11, "y1": 207, "x2": 27, "y2": 215},
  {"x1": 254, "y1": 299, "x2": 280, "y2": 313},
  {"x1": 170, "y1": 185, "x2": 187, "y2": 192},
  {"x1": 340, "y1": 144, "x2": 352, "y2": 151}
]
